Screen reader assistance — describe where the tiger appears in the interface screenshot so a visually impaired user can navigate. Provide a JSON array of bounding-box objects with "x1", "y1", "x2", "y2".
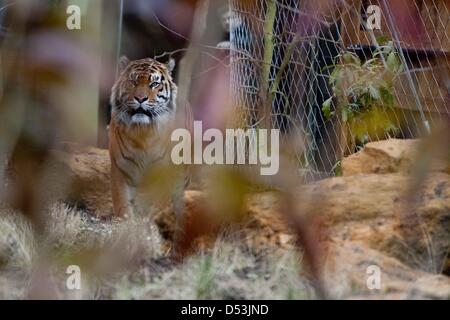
[{"x1": 108, "y1": 56, "x2": 178, "y2": 218}]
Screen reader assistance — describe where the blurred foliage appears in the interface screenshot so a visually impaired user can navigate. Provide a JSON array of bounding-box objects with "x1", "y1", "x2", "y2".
[{"x1": 322, "y1": 42, "x2": 403, "y2": 143}]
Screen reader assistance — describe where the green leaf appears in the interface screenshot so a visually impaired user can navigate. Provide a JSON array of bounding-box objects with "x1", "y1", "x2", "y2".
[
  {"x1": 387, "y1": 52, "x2": 400, "y2": 72},
  {"x1": 376, "y1": 35, "x2": 389, "y2": 46},
  {"x1": 341, "y1": 108, "x2": 349, "y2": 122},
  {"x1": 342, "y1": 52, "x2": 360, "y2": 65},
  {"x1": 369, "y1": 86, "x2": 381, "y2": 100},
  {"x1": 362, "y1": 58, "x2": 379, "y2": 68},
  {"x1": 322, "y1": 97, "x2": 333, "y2": 119},
  {"x1": 348, "y1": 103, "x2": 361, "y2": 111}
]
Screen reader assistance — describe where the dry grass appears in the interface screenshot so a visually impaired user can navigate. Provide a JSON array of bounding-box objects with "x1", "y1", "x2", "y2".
[
  {"x1": 0, "y1": 202, "x2": 314, "y2": 300},
  {"x1": 111, "y1": 240, "x2": 314, "y2": 300}
]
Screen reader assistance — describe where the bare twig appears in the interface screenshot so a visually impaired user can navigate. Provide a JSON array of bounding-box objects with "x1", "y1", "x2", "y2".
[{"x1": 172, "y1": 0, "x2": 210, "y2": 259}]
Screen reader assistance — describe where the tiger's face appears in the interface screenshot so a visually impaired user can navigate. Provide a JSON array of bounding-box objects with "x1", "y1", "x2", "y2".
[{"x1": 110, "y1": 57, "x2": 177, "y2": 126}]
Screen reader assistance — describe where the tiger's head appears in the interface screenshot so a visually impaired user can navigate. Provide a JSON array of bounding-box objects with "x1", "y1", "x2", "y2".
[{"x1": 110, "y1": 56, "x2": 177, "y2": 127}]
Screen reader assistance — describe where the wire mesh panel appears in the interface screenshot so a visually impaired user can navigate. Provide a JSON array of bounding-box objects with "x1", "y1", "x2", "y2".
[{"x1": 229, "y1": 0, "x2": 450, "y2": 181}]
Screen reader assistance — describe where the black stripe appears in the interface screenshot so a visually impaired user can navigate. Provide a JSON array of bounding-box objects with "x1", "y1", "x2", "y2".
[
  {"x1": 115, "y1": 131, "x2": 141, "y2": 169},
  {"x1": 157, "y1": 94, "x2": 169, "y2": 101}
]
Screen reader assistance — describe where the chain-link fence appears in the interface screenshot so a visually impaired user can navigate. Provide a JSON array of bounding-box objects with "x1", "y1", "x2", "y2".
[{"x1": 229, "y1": 0, "x2": 450, "y2": 181}]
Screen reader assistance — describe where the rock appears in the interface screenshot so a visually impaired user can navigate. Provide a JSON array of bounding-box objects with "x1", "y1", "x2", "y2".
[
  {"x1": 325, "y1": 242, "x2": 450, "y2": 299},
  {"x1": 154, "y1": 191, "x2": 293, "y2": 254},
  {"x1": 157, "y1": 172, "x2": 450, "y2": 298},
  {"x1": 342, "y1": 139, "x2": 450, "y2": 176},
  {"x1": 301, "y1": 172, "x2": 450, "y2": 273},
  {"x1": 51, "y1": 143, "x2": 112, "y2": 216}
]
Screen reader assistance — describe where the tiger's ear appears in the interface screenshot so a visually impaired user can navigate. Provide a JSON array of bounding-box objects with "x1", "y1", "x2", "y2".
[
  {"x1": 119, "y1": 56, "x2": 130, "y2": 73},
  {"x1": 166, "y1": 57, "x2": 175, "y2": 74}
]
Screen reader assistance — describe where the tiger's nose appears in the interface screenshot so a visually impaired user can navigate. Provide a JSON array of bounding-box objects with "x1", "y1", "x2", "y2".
[{"x1": 134, "y1": 96, "x2": 148, "y2": 104}]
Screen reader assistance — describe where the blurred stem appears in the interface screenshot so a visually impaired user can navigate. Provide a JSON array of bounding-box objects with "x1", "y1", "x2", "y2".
[
  {"x1": 269, "y1": 34, "x2": 300, "y2": 109},
  {"x1": 176, "y1": 0, "x2": 209, "y2": 116},
  {"x1": 173, "y1": 0, "x2": 210, "y2": 258},
  {"x1": 115, "y1": 0, "x2": 124, "y2": 78},
  {"x1": 260, "y1": 0, "x2": 276, "y2": 130}
]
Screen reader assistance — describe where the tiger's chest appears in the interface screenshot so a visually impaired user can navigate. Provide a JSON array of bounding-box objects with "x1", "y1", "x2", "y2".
[{"x1": 111, "y1": 125, "x2": 172, "y2": 187}]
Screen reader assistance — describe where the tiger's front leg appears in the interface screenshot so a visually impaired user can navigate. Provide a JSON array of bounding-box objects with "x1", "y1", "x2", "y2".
[{"x1": 110, "y1": 161, "x2": 133, "y2": 218}]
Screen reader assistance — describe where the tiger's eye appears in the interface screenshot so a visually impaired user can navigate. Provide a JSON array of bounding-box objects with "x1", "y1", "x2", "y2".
[
  {"x1": 130, "y1": 79, "x2": 138, "y2": 87},
  {"x1": 150, "y1": 82, "x2": 160, "y2": 89}
]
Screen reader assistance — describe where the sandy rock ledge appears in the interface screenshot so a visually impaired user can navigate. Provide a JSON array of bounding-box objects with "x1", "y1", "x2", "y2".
[{"x1": 51, "y1": 139, "x2": 450, "y2": 299}]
